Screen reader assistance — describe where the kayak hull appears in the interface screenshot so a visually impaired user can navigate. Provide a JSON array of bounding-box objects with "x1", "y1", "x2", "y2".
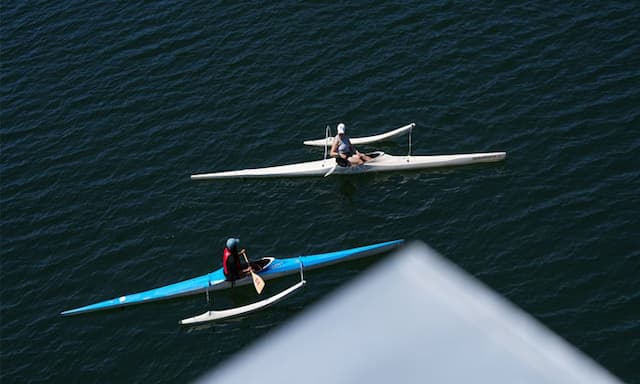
[
  {"x1": 190, "y1": 151, "x2": 506, "y2": 180},
  {"x1": 61, "y1": 240, "x2": 403, "y2": 316}
]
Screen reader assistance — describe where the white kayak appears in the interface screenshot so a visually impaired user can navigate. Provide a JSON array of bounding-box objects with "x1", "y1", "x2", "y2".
[
  {"x1": 191, "y1": 151, "x2": 506, "y2": 180},
  {"x1": 303, "y1": 123, "x2": 415, "y2": 147},
  {"x1": 179, "y1": 280, "x2": 306, "y2": 325}
]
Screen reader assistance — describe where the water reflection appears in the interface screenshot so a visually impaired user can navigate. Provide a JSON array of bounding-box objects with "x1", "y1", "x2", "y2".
[{"x1": 337, "y1": 178, "x2": 357, "y2": 202}]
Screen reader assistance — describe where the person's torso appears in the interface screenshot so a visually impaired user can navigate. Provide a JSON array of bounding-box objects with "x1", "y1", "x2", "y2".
[
  {"x1": 223, "y1": 248, "x2": 240, "y2": 270},
  {"x1": 337, "y1": 135, "x2": 352, "y2": 153}
]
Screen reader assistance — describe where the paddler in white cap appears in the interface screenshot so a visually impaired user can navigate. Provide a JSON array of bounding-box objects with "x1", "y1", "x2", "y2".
[{"x1": 330, "y1": 123, "x2": 372, "y2": 166}]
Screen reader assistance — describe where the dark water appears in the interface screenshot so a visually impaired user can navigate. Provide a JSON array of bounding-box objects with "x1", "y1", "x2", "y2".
[{"x1": 2, "y1": 1, "x2": 639, "y2": 382}]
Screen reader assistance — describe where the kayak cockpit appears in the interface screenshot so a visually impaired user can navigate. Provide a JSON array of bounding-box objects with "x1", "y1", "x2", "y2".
[{"x1": 248, "y1": 257, "x2": 274, "y2": 274}]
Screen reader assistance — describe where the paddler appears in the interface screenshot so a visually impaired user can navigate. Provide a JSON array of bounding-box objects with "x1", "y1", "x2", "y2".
[
  {"x1": 330, "y1": 123, "x2": 372, "y2": 166},
  {"x1": 223, "y1": 238, "x2": 250, "y2": 282}
]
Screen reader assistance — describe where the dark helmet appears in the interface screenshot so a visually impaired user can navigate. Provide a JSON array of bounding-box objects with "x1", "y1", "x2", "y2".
[{"x1": 226, "y1": 238, "x2": 240, "y2": 251}]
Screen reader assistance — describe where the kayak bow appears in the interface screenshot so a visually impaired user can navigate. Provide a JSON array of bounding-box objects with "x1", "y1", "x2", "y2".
[{"x1": 61, "y1": 240, "x2": 403, "y2": 316}]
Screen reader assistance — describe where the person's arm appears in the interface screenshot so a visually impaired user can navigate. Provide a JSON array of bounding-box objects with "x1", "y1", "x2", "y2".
[
  {"x1": 239, "y1": 249, "x2": 251, "y2": 271},
  {"x1": 330, "y1": 136, "x2": 339, "y2": 157},
  {"x1": 223, "y1": 257, "x2": 229, "y2": 276}
]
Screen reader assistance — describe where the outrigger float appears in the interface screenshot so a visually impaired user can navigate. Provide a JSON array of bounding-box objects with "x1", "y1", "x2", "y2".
[
  {"x1": 61, "y1": 240, "x2": 403, "y2": 322},
  {"x1": 303, "y1": 122, "x2": 415, "y2": 147},
  {"x1": 180, "y1": 276, "x2": 307, "y2": 325}
]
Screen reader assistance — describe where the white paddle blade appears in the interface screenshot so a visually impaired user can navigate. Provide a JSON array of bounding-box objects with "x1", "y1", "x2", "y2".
[
  {"x1": 252, "y1": 272, "x2": 265, "y2": 294},
  {"x1": 324, "y1": 163, "x2": 337, "y2": 177},
  {"x1": 241, "y1": 250, "x2": 265, "y2": 294}
]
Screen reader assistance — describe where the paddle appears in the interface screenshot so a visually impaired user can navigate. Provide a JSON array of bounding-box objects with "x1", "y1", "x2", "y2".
[
  {"x1": 324, "y1": 162, "x2": 337, "y2": 177},
  {"x1": 324, "y1": 125, "x2": 337, "y2": 177},
  {"x1": 240, "y1": 250, "x2": 265, "y2": 294}
]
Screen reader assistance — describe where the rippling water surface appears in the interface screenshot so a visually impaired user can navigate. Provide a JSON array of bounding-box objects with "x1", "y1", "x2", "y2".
[{"x1": 2, "y1": 1, "x2": 639, "y2": 382}]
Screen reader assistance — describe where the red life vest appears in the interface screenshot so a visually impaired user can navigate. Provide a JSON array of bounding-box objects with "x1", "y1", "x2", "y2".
[{"x1": 223, "y1": 247, "x2": 241, "y2": 279}]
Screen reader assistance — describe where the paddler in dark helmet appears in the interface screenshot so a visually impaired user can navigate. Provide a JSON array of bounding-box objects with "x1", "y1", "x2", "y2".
[
  {"x1": 223, "y1": 238, "x2": 250, "y2": 281},
  {"x1": 330, "y1": 122, "x2": 372, "y2": 166}
]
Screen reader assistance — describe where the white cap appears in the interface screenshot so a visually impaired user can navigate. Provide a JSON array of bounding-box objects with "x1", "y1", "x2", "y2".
[{"x1": 337, "y1": 123, "x2": 345, "y2": 134}]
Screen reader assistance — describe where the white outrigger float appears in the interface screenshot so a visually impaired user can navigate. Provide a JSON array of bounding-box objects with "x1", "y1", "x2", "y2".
[
  {"x1": 180, "y1": 275, "x2": 307, "y2": 325},
  {"x1": 191, "y1": 122, "x2": 506, "y2": 180},
  {"x1": 303, "y1": 122, "x2": 416, "y2": 147}
]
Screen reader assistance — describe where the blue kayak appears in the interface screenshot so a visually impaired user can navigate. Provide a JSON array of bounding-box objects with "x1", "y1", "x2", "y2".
[{"x1": 61, "y1": 240, "x2": 403, "y2": 316}]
